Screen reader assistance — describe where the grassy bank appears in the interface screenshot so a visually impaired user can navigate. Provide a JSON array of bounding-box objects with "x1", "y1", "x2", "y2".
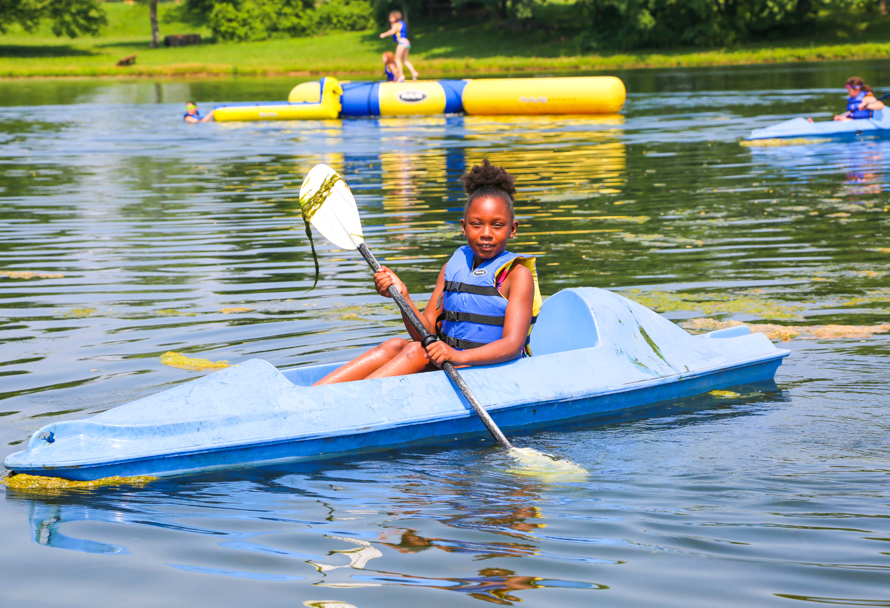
[{"x1": 2, "y1": 3, "x2": 890, "y2": 78}]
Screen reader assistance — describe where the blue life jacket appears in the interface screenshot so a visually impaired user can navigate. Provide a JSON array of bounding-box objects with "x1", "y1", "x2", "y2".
[
  {"x1": 847, "y1": 91, "x2": 873, "y2": 119},
  {"x1": 384, "y1": 66, "x2": 395, "y2": 82},
  {"x1": 184, "y1": 110, "x2": 204, "y2": 121},
  {"x1": 392, "y1": 20, "x2": 408, "y2": 44},
  {"x1": 438, "y1": 246, "x2": 542, "y2": 355}
]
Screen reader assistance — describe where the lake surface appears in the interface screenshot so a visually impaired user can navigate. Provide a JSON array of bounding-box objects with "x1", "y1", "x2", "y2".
[{"x1": 1, "y1": 62, "x2": 889, "y2": 607}]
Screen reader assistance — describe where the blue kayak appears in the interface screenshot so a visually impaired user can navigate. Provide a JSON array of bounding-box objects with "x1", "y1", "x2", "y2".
[
  {"x1": 747, "y1": 109, "x2": 890, "y2": 141},
  {"x1": 4, "y1": 288, "x2": 789, "y2": 480}
]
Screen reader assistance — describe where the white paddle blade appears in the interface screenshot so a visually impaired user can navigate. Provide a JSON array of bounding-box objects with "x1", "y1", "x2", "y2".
[{"x1": 299, "y1": 164, "x2": 364, "y2": 251}]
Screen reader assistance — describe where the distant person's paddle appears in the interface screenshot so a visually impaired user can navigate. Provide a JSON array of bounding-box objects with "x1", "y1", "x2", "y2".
[{"x1": 299, "y1": 164, "x2": 513, "y2": 449}]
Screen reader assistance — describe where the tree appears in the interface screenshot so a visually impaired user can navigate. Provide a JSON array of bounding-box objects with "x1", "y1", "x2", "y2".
[
  {"x1": 150, "y1": 0, "x2": 160, "y2": 48},
  {"x1": 0, "y1": 0, "x2": 107, "y2": 37}
]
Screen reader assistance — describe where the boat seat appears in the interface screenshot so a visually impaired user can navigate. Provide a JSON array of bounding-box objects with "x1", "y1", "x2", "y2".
[{"x1": 528, "y1": 289, "x2": 599, "y2": 356}]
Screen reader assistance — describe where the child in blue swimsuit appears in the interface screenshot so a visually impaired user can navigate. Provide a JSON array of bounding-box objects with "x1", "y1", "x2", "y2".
[
  {"x1": 314, "y1": 160, "x2": 541, "y2": 385},
  {"x1": 379, "y1": 10, "x2": 418, "y2": 82},
  {"x1": 183, "y1": 102, "x2": 213, "y2": 123}
]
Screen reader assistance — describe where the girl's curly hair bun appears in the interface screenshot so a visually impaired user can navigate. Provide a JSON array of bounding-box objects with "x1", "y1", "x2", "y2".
[
  {"x1": 461, "y1": 159, "x2": 515, "y2": 200},
  {"x1": 460, "y1": 159, "x2": 516, "y2": 217}
]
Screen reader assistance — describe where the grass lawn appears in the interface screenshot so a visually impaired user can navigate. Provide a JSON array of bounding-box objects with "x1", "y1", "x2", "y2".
[{"x1": 1, "y1": 3, "x2": 890, "y2": 78}]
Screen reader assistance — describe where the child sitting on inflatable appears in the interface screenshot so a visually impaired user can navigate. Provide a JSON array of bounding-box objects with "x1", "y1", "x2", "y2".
[
  {"x1": 184, "y1": 102, "x2": 214, "y2": 123},
  {"x1": 382, "y1": 51, "x2": 398, "y2": 82},
  {"x1": 834, "y1": 77, "x2": 885, "y2": 121},
  {"x1": 314, "y1": 159, "x2": 541, "y2": 385}
]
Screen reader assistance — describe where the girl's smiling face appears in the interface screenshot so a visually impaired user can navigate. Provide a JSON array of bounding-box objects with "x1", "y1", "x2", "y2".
[{"x1": 461, "y1": 195, "x2": 518, "y2": 262}]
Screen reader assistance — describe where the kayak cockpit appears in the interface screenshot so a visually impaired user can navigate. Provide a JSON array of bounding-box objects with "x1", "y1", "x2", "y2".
[{"x1": 282, "y1": 288, "x2": 602, "y2": 386}]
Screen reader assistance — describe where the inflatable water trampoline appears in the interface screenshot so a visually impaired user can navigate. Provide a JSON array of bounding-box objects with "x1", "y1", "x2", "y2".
[{"x1": 212, "y1": 76, "x2": 626, "y2": 122}]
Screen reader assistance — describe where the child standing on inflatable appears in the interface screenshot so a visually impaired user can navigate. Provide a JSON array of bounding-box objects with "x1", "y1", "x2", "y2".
[
  {"x1": 379, "y1": 10, "x2": 419, "y2": 82},
  {"x1": 314, "y1": 160, "x2": 541, "y2": 385},
  {"x1": 834, "y1": 77, "x2": 885, "y2": 121}
]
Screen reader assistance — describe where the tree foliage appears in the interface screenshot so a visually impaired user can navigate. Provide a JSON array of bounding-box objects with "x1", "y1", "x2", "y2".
[
  {"x1": 0, "y1": 0, "x2": 107, "y2": 37},
  {"x1": 577, "y1": 0, "x2": 825, "y2": 50},
  {"x1": 185, "y1": 0, "x2": 890, "y2": 47},
  {"x1": 201, "y1": 0, "x2": 373, "y2": 41}
]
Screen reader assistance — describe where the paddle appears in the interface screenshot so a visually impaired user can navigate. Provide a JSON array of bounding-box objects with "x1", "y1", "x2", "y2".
[{"x1": 299, "y1": 164, "x2": 513, "y2": 449}]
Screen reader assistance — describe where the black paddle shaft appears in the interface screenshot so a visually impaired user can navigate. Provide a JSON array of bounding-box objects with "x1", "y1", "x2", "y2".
[{"x1": 356, "y1": 242, "x2": 512, "y2": 449}]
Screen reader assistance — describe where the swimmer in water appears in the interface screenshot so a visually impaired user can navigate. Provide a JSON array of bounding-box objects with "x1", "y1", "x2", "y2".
[
  {"x1": 184, "y1": 102, "x2": 214, "y2": 123},
  {"x1": 379, "y1": 10, "x2": 418, "y2": 82}
]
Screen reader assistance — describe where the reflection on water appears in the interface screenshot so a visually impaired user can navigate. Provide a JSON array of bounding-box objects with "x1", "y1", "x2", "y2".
[{"x1": 2, "y1": 63, "x2": 890, "y2": 607}]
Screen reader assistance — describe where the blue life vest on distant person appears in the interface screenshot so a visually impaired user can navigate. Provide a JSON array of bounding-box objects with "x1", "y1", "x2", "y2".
[
  {"x1": 384, "y1": 66, "x2": 396, "y2": 81},
  {"x1": 847, "y1": 91, "x2": 873, "y2": 119},
  {"x1": 438, "y1": 246, "x2": 542, "y2": 355},
  {"x1": 392, "y1": 20, "x2": 408, "y2": 44},
  {"x1": 184, "y1": 110, "x2": 204, "y2": 120}
]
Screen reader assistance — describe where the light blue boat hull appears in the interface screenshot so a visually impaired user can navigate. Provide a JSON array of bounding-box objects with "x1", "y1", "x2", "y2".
[
  {"x1": 747, "y1": 109, "x2": 890, "y2": 141},
  {"x1": 4, "y1": 288, "x2": 789, "y2": 480}
]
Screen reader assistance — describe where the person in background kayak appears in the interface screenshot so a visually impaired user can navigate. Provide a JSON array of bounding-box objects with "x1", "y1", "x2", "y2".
[
  {"x1": 314, "y1": 159, "x2": 541, "y2": 385},
  {"x1": 379, "y1": 10, "x2": 419, "y2": 82},
  {"x1": 382, "y1": 51, "x2": 398, "y2": 82},
  {"x1": 834, "y1": 77, "x2": 885, "y2": 121},
  {"x1": 184, "y1": 101, "x2": 214, "y2": 123}
]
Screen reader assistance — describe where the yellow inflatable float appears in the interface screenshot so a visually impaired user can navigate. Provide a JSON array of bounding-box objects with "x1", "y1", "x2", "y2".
[
  {"x1": 212, "y1": 76, "x2": 625, "y2": 121},
  {"x1": 213, "y1": 77, "x2": 343, "y2": 122}
]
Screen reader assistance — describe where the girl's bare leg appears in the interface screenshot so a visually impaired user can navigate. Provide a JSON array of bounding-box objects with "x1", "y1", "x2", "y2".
[
  {"x1": 396, "y1": 45, "x2": 418, "y2": 81},
  {"x1": 394, "y1": 53, "x2": 406, "y2": 82},
  {"x1": 402, "y1": 56, "x2": 418, "y2": 81},
  {"x1": 367, "y1": 341, "x2": 436, "y2": 378},
  {"x1": 314, "y1": 338, "x2": 410, "y2": 385}
]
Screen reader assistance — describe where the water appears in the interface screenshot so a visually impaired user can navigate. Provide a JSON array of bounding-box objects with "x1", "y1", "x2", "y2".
[{"x1": 2, "y1": 62, "x2": 889, "y2": 606}]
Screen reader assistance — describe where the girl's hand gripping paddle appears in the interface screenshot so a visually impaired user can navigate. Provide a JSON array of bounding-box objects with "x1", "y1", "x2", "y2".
[{"x1": 299, "y1": 164, "x2": 513, "y2": 449}]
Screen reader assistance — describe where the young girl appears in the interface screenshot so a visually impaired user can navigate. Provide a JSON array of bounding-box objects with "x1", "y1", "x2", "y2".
[
  {"x1": 834, "y1": 76, "x2": 885, "y2": 121},
  {"x1": 314, "y1": 160, "x2": 541, "y2": 385},
  {"x1": 379, "y1": 10, "x2": 419, "y2": 82},
  {"x1": 382, "y1": 51, "x2": 398, "y2": 82}
]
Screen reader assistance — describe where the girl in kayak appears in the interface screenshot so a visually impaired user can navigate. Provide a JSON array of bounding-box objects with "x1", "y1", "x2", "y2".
[
  {"x1": 314, "y1": 159, "x2": 541, "y2": 385},
  {"x1": 379, "y1": 10, "x2": 419, "y2": 82},
  {"x1": 834, "y1": 77, "x2": 885, "y2": 121}
]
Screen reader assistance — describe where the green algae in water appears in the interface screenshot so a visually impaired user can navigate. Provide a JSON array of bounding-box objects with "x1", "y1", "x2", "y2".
[
  {"x1": 156, "y1": 309, "x2": 196, "y2": 317},
  {"x1": 63, "y1": 308, "x2": 97, "y2": 318},
  {"x1": 2, "y1": 472, "x2": 156, "y2": 493},
  {"x1": 299, "y1": 172, "x2": 342, "y2": 291},
  {"x1": 624, "y1": 290, "x2": 805, "y2": 321}
]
